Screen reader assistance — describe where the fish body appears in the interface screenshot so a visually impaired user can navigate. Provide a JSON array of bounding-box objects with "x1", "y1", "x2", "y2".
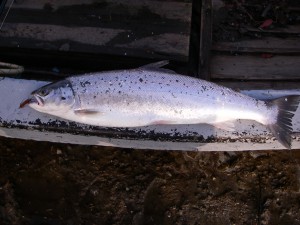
[
  {"x1": 21, "y1": 61, "x2": 300, "y2": 149},
  {"x1": 67, "y1": 70, "x2": 274, "y2": 127}
]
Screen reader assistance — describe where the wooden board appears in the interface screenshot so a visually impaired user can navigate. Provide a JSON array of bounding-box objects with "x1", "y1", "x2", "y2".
[
  {"x1": 244, "y1": 25, "x2": 300, "y2": 35},
  {"x1": 213, "y1": 37, "x2": 300, "y2": 53},
  {"x1": 211, "y1": 55, "x2": 300, "y2": 80},
  {"x1": 210, "y1": 0, "x2": 300, "y2": 80},
  {"x1": 0, "y1": 0, "x2": 192, "y2": 61},
  {"x1": 198, "y1": 0, "x2": 212, "y2": 80}
]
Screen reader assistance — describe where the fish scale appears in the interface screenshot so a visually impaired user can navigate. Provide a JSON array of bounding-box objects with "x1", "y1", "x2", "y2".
[{"x1": 68, "y1": 70, "x2": 271, "y2": 126}]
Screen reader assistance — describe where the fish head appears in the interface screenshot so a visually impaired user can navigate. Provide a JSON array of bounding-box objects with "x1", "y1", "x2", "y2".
[{"x1": 20, "y1": 80, "x2": 75, "y2": 113}]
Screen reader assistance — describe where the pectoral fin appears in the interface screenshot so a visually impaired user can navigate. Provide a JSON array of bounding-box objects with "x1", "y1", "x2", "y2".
[{"x1": 74, "y1": 109, "x2": 102, "y2": 115}]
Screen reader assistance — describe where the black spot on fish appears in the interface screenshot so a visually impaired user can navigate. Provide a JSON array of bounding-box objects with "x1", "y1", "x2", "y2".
[
  {"x1": 94, "y1": 96, "x2": 96, "y2": 98},
  {"x1": 61, "y1": 97, "x2": 66, "y2": 100},
  {"x1": 139, "y1": 78, "x2": 143, "y2": 83},
  {"x1": 176, "y1": 80, "x2": 179, "y2": 82},
  {"x1": 80, "y1": 81, "x2": 91, "y2": 88}
]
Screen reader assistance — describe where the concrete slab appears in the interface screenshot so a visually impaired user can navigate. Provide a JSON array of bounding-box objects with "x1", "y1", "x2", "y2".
[{"x1": 1, "y1": 77, "x2": 299, "y2": 151}]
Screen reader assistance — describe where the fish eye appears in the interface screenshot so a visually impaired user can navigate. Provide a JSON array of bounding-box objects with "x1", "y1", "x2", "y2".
[{"x1": 39, "y1": 89, "x2": 50, "y2": 96}]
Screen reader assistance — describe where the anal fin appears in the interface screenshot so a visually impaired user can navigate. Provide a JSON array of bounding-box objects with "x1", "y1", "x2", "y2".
[
  {"x1": 149, "y1": 120, "x2": 174, "y2": 125},
  {"x1": 213, "y1": 121, "x2": 235, "y2": 132}
]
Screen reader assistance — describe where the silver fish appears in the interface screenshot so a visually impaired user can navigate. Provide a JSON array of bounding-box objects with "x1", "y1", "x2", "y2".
[{"x1": 20, "y1": 61, "x2": 300, "y2": 149}]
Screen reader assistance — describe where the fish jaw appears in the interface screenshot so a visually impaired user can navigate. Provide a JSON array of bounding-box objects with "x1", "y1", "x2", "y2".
[
  {"x1": 19, "y1": 96, "x2": 42, "y2": 108},
  {"x1": 34, "y1": 95, "x2": 44, "y2": 106},
  {"x1": 27, "y1": 100, "x2": 75, "y2": 118}
]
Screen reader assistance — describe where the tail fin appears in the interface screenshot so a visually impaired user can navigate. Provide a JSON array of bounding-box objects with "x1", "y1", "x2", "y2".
[{"x1": 267, "y1": 95, "x2": 300, "y2": 149}]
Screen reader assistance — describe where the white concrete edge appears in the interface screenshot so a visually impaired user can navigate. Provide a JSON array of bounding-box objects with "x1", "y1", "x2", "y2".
[{"x1": 1, "y1": 126, "x2": 299, "y2": 151}]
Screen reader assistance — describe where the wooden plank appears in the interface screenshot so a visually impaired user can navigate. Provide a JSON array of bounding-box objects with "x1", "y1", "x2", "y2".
[
  {"x1": 0, "y1": 22, "x2": 189, "y2": 61},
  {"x1": 213, "y1": 37, "x2": 300, "y2": 53},
  {"x1": 0, "y1": 0, "x2": 7, "y2": 15},
  {"x1": 1, "y1": 77, "x2": 300, "y2": 151},
  {"x1": 0, "y1": 0, "x2": 192, "y2": 61},
  {"x1": 10, "y1": 0, "x2": 192, "y2": 22},
  {"x1": 0, "y1": 47, "x2": 189, "y2": 80},
  {"x1": 188, "y1": 0, "x2": 200, "y2": 76},
  {"x1": 211, "y1": 55, "x2": 300, "y2": 80},
  {"x1": 198, "y1": 0, "x2": 212, "y2": 80},
  {"x1": 245, "y1": 25, "x2": 300, "y2": 35}
]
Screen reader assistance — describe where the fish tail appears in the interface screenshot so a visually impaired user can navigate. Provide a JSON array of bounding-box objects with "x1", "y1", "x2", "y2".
[{"x1": 267, "y1": 95, "x2": 300, "y2": 149}]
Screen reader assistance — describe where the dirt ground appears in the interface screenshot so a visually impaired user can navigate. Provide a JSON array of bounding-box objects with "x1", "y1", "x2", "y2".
[{"x1": 0, "y1": 136, "x2": 300, "y2": 225}]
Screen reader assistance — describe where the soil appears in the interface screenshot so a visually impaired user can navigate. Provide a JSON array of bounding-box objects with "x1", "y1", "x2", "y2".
[{"x1": 1, "y1": 136, "x2": 300, "y2": 225}]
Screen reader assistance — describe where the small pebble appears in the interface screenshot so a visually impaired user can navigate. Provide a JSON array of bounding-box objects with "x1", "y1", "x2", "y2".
[{"x1": 57, "y1": 149, "x2": 62, "y2": 155}]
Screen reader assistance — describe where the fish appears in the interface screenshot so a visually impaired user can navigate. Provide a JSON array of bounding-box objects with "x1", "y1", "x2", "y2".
[{"x1": 20, "y1": 61, "x2": 300, "y2": 149}]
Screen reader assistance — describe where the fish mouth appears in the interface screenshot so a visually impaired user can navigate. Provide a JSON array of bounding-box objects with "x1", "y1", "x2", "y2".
[
  {"x1": 34, "y1": 95, "x2": 44, "y2": 106},
  {"x1": 19, "y1": 95, "x2": 44, "y2": 108}
]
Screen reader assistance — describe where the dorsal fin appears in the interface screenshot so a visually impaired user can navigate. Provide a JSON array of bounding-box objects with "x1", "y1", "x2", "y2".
[
  {"x1": 138, "y1": 60, "x2": 177, "y2": 74},
  {"x1": 139, "y1": 60, "x2": 169, "y2": 69}
]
